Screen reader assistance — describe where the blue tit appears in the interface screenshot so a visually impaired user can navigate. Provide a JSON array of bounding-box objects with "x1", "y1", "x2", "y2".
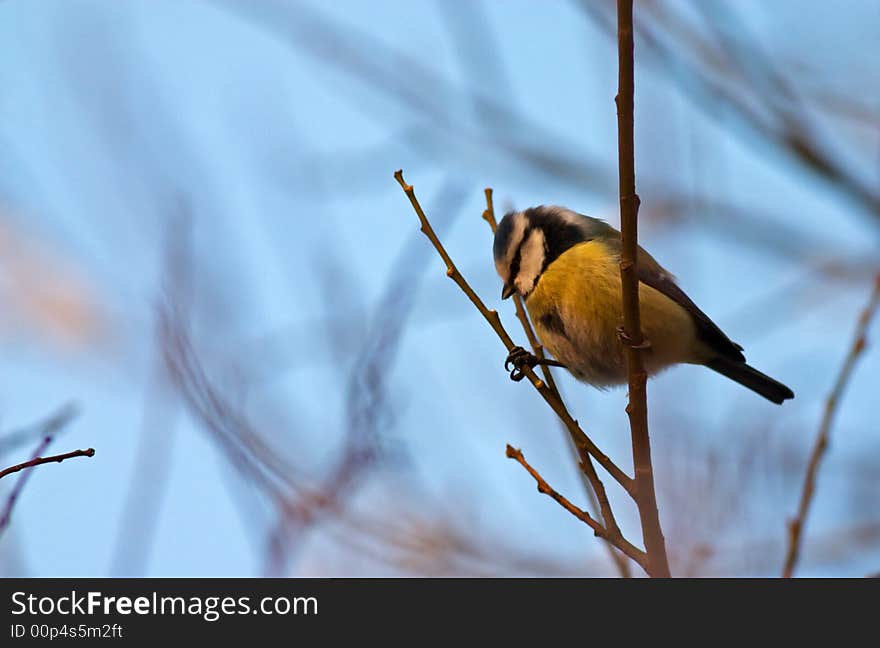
[{"x1": 493, "y1": 205, "x2": 794, "y2": 404}]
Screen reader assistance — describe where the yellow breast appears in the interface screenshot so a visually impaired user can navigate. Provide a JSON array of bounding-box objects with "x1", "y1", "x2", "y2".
[{"x1": 525, "y1": 241, "x2": 704, "y2": 385}]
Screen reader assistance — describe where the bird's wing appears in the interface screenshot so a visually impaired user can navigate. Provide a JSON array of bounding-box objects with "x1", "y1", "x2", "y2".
[
  {"x1": 578, "y1": 215, "x2": 744, "y2": 361},
  {"x1": 635, "y1": 245, "x2": 745, "y2": 361}
]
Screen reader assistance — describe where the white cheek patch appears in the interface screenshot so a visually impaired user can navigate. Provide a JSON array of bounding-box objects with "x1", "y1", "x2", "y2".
[{"x1": 515, "y1": 228, "x2": 546, "y2": 295}]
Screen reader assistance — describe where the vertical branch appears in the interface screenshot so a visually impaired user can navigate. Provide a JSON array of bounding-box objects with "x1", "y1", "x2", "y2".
[
  {"x1": 783, "y1": 273, "x2": 880, "y2": 577},
  {"x1": 615, "y1": 0, "x2": 671, "y2": 577}
]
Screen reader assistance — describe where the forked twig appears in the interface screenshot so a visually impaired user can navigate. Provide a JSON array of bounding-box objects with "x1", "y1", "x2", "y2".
[
  {"x1": 482, "y1": 188, "x2": 631, "y2": 577},
  {"x1": 506, "y1": 445, "x2": 647, "y2": 569},
  {"x1": 394, "y1": 170, "x2": 635, "y2": 497}
]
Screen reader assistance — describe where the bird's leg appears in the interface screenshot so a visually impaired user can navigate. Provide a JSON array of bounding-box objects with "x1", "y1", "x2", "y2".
[
  {"x1": 504, "y1": 346, "x2": 567, "y2": 382},
  {"x1": 615, "y1": 325, "x2": 652, "y2": 350}
]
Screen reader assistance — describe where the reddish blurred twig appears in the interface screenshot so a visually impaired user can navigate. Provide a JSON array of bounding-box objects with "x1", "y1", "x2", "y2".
[
  {"x1": 506, "y1": 445, "x2": 647, "y2": 569},
  {"x1": 163, "y1": 290, "x2": 609, "y2": 575},
  {"x1": 615, "y1": 0, "x2": 670, "y2": 578},
  {"x1": 783, "y1": 272, "x2": 880, "y2": 578}
]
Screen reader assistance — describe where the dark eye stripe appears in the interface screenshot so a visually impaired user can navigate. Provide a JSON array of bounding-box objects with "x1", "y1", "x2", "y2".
[
  {"x1": 508, "y1": 224, "x2": 532, "y2": 287},
  {"x1": 509, "y1": 245, "x2": 522, "y2": 285}
]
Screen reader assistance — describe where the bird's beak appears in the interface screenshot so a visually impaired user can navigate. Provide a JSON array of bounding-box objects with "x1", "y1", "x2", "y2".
[{"x1": 501, "y1": 283, "x2": 516, "y2": 300}]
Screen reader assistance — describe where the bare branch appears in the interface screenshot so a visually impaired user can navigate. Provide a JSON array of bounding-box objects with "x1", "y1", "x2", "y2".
[
  {"x1": 0, "y1": 437, "x2": 95, "y2": 534},
  {"x1": 616, "y1": 0, "x2": 670, "y2": 578},
  {"x1": 0, "y1": 447, "x2": 96, "y2": 482},
  {"x1": 783, "y1": 272, "x2": 880, "y2": 577},
  {"x1": 505, "y1": 445, "x2": 647, "y2": 570}
]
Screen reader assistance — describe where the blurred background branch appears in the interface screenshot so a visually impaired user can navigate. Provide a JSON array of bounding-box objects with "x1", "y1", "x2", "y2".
[{"x1": 783, "y1": 273, "x2": 880, "y2": 577}]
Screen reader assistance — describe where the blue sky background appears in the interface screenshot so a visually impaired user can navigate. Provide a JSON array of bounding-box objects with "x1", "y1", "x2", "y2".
[{"x1": 0, "y1": 0, "x2": 877, "y2": 577}]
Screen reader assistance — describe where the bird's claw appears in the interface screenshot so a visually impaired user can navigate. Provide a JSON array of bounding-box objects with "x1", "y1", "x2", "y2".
[
  {"x1": 505, "y1": 346, "x2": 536, "y2": 382},
  {"x1": 616, "y1": 325, "x2": 652, "y2": 350}
]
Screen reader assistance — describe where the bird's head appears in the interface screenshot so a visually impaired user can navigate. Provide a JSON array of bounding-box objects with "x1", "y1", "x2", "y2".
[{"x1": 493, "y1": 205, "x2": 591, "y2": 300}]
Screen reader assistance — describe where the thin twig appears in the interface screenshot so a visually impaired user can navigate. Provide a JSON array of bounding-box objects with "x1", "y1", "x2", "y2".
[
  {"x1": 783, "y1": 273, "x2": 880, "y2": 578},
  {"x1": 482, "y1": 189, "x2": 631, "y2": 577},
  {"x1": 481, "y1": 189, "x2": 561, "y2": 396},
  {"x1": 505, "y1": 445, "x2": 647, "y2": 570},
  {"x1": 0, "y1": 447, "x2": 96, "y2": 481},
  {"x1": 582, "y1": 475, "x2": 632, "y2": 577},
  {"x1": 395, "y1": 170, "x2": 635, "y2": 497},
  {"x1": 0, "y1": 440, "x2": 95, "y2": 533},
  {"x1": 616, "y1": 0, "x2": 670, "y2": 577}
]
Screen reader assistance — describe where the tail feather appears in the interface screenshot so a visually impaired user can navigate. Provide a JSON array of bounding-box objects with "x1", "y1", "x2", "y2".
[{"x1": 706, "y1": 357, "x2": 794, "y2": 405}]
